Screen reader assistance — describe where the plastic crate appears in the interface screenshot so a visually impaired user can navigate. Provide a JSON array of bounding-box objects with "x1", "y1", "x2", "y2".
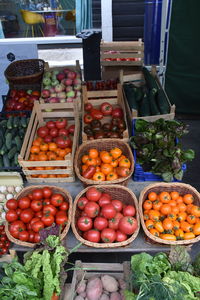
[{"x1": 132, "y1": 119, "x2": 187, "y2": 182}]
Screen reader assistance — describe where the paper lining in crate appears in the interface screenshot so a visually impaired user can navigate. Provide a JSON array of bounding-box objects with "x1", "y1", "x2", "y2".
[
  {"x1": 101, "y1": 40, "x2": 144, "y2": 80},
  {"x1": 120, "y1": 68, "x2": 175, "y2": 122},
  {"x1": 40, "y1": 60, "x2": 82, "y2": 111},
  {"x1": 82, "y1": 83, "x2": 129, "y2": 143},
  {"x1": 66, "y1": 260, "x2": 130, "y2": 300},
  {"x1": 18, "y1": 101, "x2": 79, "y2": 183}
]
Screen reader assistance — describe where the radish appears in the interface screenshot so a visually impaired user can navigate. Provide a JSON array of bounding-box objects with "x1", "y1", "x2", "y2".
[
  {"x1": 56, "y1": 72, "x2": 65, "y2": 81},
  {"x1": 63, "y1": 78, "x2": 73, "y2": 86}
]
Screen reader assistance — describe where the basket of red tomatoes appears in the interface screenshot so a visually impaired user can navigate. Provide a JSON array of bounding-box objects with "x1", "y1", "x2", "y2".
[
  {"x1": 71, "y1": 185, "x2": 140, "y2": 248},
  {"x1": 5, "y1": 185, "x2": 72, "y2": 247}
]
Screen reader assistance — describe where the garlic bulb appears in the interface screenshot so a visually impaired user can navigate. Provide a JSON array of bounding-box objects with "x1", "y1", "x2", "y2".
[{"x1": 6, "y1": 193, "x2": 14, "y2": 200}]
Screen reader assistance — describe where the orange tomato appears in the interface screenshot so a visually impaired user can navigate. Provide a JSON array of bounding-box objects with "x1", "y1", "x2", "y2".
[
  {"x1": 106, "y1": 172, "x2": 118, "y2": 181},
  {"x1": 30, "y1": 145, "x2": 40, "y2": 154},
  {"x1": 143, "y1": 210, "x2": 150, "y2": 220},
  {"x1": 29, "y1": 154, "x2": 37, "y2": 161},
  {"x1": 82, "y1": 164, "x2": 88, "y2": 172},
  {"x1": 159, "y1": 191, "x2": 171, "y2": 203},
  {"x1": 168, "y1": 200, "x2": 177, "y2": 207},
  {"x1": 193, "y1": 223, "x2": 200, "y2": 235},
  {"x1": 49, "y1": 143, "x2": 57, "y2": 152},
  {"x1": 177, "y1": 212, "x2": 187, "y2": 222},
  {"x1": 110, "y1": 159, "x2": 118, "y2": 168},
  {"x1": 96, "y1": 157, "x2": 101, "y2": 166},
  {"x1": 86, "y1": 158, "x2": 97, "y2": 166},
  {"x1": 100, "y1": 151, "x2": 112, "y2": 164},
  {"x1": 145, "y1": 220, "x2": 154, "y2": 230},
  {"x1": 93, "y1": 172, "x2": 105, "y2": 181},
  {"x1": 184, "y1": 232, "x2": 195, "y2": 240},
  {"x1": 82, "y1": 154, "x2": 89, "y2": 164},
  {"x1": 38, "y1": 153, "x2": 48, "y2": 161},
  {"x1": 101, "y1": 163, "x2": 113, "y2": 175},
  {"x1": 148, "y1": 192, "x2": 158, "y2": 201},
  {"x1": 56, "y1": 149, "x2": 66, "y2": 158},
  {"x1": 143, "y1": 200, "x2": 153, "y2": 210},
  {"x1": 160, "y1": 234, "x2": 176, "y2": 241},
  {"x1": 177, "y1": 203, "x2": 187, "y2": 212},
  {"x1": 190, "y1": 205, "x2": 200, "y2": 217},
  {"x1": 110, "y1": 147, "x2": 122, "y2": 159},
  {"x1": 160, "y1": 204, "x2": 171, "y2": 215},
  {"x1": 119, "y1": 158, "x2": 131, "y2": 168},
  {"x1": 153, "y1": 200, "x2": 162, "y2": 211},
  {"x1": 45, "y1": 166, "x2": 54, "y2": 170},
  {"x1": 149, "y1": 228, "x2": 159, "y2": 237},
  {"x1": 35, "y1": 166, "x2": 45, "y2": 170},
  {"x1": 32, "y1": 90, "x2": 40, "y2": 96},
  {"x1": 33, "y1": 138, "x2": 42, "y2": 146},
  {"x1": 56, "y1": 156, "x2": 64, "y2": 160},
  {"x1": 173, "y1": 220, "x2": 180, "y2": 230},
  {"x1": 186, "y1": 204, "x2": 194, "y2": 214},
  {"x1": 171, "y1": 206, "x2": 179, "y2": 215},
  {"x1": 154, "y1": 221, "x2": 164, "y2": 233},
  {"x1": 96, "y1": 166, "x2": 101, "y2": 172},
  {"x1": 89, "y1": 148, "x2": 99, "y2": 159},
  {"x1": 117, "y1": 155, "x2": 126, "y2": 162},
  {"x1": 183, "y1": 193, "x2": 194, "y2": 205},
  {"x1": 170, "y1": 191, "x2": 179, "y2": 200},
  {"x1": 40, "y1": 143, "x2": 49, "y2": 152},
  {"x1": 175, "y1": 229, "x2": 184, "y2": 239},
  {"x1": 167, "y1": 213, "x2": 177, "y2": 221},
  {"x1": 186, "y1": 215, "x2": 197, "y2": 224},
  {"x1": 180, "y1": 221, "x2": 193, "y2": 233},
  {"x1": 163, "y1": 218, "x2": 173, "y2": 231},
  {"x1": 48, "y1": 152, "x2": 57, "y2": 160},
  {"x1": 39, "y1": 174, "x2": 48, "y2": 178},
  {"x1": 176, "y1": 196, "x2": 183, "y2": 204},
  {"x1": 148, "y1": 210, "x2": 160, "y2": 222}
]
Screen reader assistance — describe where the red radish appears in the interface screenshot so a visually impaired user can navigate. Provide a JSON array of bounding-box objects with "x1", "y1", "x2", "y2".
[{"x1": 64, "y1": 78, "x2": 73, "y2": 86}]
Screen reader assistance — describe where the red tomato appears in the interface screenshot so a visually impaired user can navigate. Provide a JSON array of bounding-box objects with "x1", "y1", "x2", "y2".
[
  {"x1": 32, "y1": 221, "x2": 44, "y2": 232},
  {"x1": 77, "y1": 197, "x2": 88, "y2": 210},
  {"x1": 101, "y1": 204, "x2": 116, "y2": 219},
  {"x1": 108, "y1": 217, "x2": 120, "y2": 230},
  {"x1": 94, "y1": 217, "x2": 108, "y2": 231},
  {"x1": 6, "y1": 199, "x2": 18, "y2": 210},
  {"x1": 77, "y1": 216, "x2": 93, "y2": 231},
  {"x1": 84, "y1": 229, "x2": 100, "y2": 243},
  {"x1": 55, "y1": 211, "x2": 68, "y2": 225},
  {"x1": 28, "y1": 231, "x2": 35, "y2": 242},
  {"x1": 84, "y1": 202, "x2": 100, "y2": 218},
  {"x1": 43, "y1": 204, "x2": 57, "y2": 216},
  {"x1": 5, "y1": 240, "x2": 10, "y2": 248},
  {"x1": 42, "y1": 187, "x2": 53, "y2": 199},
  {"x1": 30, "y1": 217, "x2": 41, "y2": 226},
  {"x1": 86, "y1": 187, "x2": 102, "y2": 202},
  {"x1": 31, "y1": 200, "x2": 43, "y2": 212},
  {"x1": 18, "y1": 197, "x2": 31, "y2": 209},
  {"x1": 6, "y1": 210, "x2": 18, "y2": 222},
  {"x1": 51, "y1": 194, "x2": 64, "y2": 207},
  {"x1": 115, "y1": 230, "x2": 127, "y2": 242},
  {"x1": 28, "y1": 193, "x2": 33, "y2": 200},
  {"x1": 84, "y1": 114, "x2": 93, "y2": 124},
  {"x1": 112, "y1": 107, "x2": 123, "y2": 118},
  {"x1": 44, "y1": 135, "x2": 53, "y2": 143},
  {"x1": 0, "y1": 234, "x2": 7, "y2": 242},
  {"x1": 43, "y1": 199, "x2": 51, "y2": 206},
  {"x1": 55, "y1": 136, "x2": 72, "y2": 149},
  {"x1": 115, "y1": 212, "x2": 123, "y2": 220},
  {"x1": 49, "y1": 128, "x2": 59, "y2": 138},
  {"x1": 16, "y1": 208, "x2": 22, "y2": 216},
  {"x1": 35, "y1": 211, "x2": 43, "y2": 218},
  {"x1": 90, "y1": 109, "x2": 103, "y2": 120},
  {"x1": 100, "y1": 102, "x2": 113, "y2": 116},
  {"x1": 58, "y1": 128, "x2": 69, "y2": 137},
  {"x1": 18, "y1": 231, "x2": 29, "y2": 242},
  {"x1": 55, "y1": 119, "x2": 67, "y2": 129},
  {"x1": 118, "y1": 216, "x2": 138, "y2": 235},
  {"x1": 81, "y1": 211, "x2": 88, "y2": 217},
  {"x1": 84, "y1": 103, "x2": 93, "y2": 112},
  {"x1": 98, "y1": 194, "x2": 111, "y2": 207},
  {"x1": 46, "y1": 121, "x2": 56, "y2": 129},
  {"x1": 123, "y1": 205, "x2": 136, "y2": 217},
  {"x1": 111, "y1": 200, "x2": 123, "y2": 212},
  {"x1": 68, "y1": 124, "x2": 75, "y2": 134},
  {"x1": 37, "y1": 126, "x2": 49, "y2": 138},
  {"x1": 0, "y1": 225, "x2": 4, "y2": 231},
  {"x1": 59, "y1": 201, "x2": 69, "y2": 211},
  {"x1": 20, "y1": 209, "x2": 34, "y2": 223},
  {"x1": 32, "y1": 189, "x2": 44, "y2": 200},
  {"x1": 9, "y1": 220, "x2": 26, "y2": 237},
  {"x1": 101, "y1": 228, "x2": 116, "y2": 243},
  {"x1": 34, "y1": 233, "x2": 41, "y2": 243},
  {"x1": 41, "y1": 215, "x2": 54, "y2": 226}
]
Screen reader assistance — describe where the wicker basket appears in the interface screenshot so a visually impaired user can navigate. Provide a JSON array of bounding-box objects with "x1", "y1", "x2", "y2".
[
  {"x1": 71, "y1": 184, "x2": 140, "y2": 248},
  {"x1": 5, "y1": 185, "x2": 72, "y2": 248},
  {"x1": 139, "y1": 182, "x2": 200, "y2": 245},
  {"x1": 75, "y1": 139, "x2": 134, "y2": 186},
  {"x1": 4, "y1": 59, "x2": 45, "y2": 85}
]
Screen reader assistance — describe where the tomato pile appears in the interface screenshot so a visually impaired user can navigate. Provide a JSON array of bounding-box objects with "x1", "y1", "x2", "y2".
[
  {"x1": 5, "y1": 89, "x2": 40, "y2": 114},
  {"x1": 0, "y1": 225, "x2": 10, "y2": 256},
  {"x1": 29, "y1": 119, "x2": 75, "y2": 178},
  {"x1": 84, "y1": 102, "x2": 126, "y2": 140},
  {"x1": 76, "y1": 187, "x2": 138, "y2": 243},
  {"x1": 5, "y1": 187, "x2": 69, "y2": 243},
  {"x1": 86, "y1": 79, "x2": 118, "y2": 91},
  {"x1": 81, "y1": 147, "x2": 131, "y2": 181},
  {"x1": 143, "y1": 191, "x2": 200, "y2": 241}
]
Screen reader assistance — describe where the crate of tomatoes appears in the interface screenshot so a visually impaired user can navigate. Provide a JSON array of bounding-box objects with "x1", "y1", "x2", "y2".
[
  {"x1": 18, "y1": 101, "x2": 79, "y2": 183},
  {"x1": 139, "y1": 182, "x2": 200, "y2": 245},
  {"x1": 82, "y1": 83, "x2": 129, "y2": 142}
]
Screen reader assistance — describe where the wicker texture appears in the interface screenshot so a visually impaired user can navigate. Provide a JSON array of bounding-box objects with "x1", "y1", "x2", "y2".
[
  {"x1": 5, "y1": 185, "x2": 72, "y2": 248},
  {"x1": 4, "y1": 59, "x2": 45, "y2": 85},
  {"x1": 139, "y1": 182, "x2": 200, "y2": 245},
  {"x1": 75, "y1": 139, "x2": 134, "y2": 186},
  {"x1": 71, "y1": 184, "x2": 140, "y2": 248}
]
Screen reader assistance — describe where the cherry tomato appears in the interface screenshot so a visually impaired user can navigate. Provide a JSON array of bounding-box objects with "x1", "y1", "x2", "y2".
[
  {"x1": 77, "y1": 197, "x2": 88, "y2": 210},
  {"x1": 31, "y1": 200, "x2": 43, "y2": 212},
  {"x1": 42, "y1": 187, "x2": 53, "y2": 199},
  {"x1": 90, "y1": 109, "x2": 103, "y2": 120},
  {"x1": 55, "y1": 119, "x2": 67, "y2": 129},
  {"x1": 84, "y1": 202, "x2": 100, "y2": 218},
  {"x1": 77, "y1": 216, "x2": 93, "y2": 232},
  {"x1": 6, "y1": 210, "x2": 18, "y2": 222},
  {"x1": 123, "y1": 205, "x2": 136, "y2": 217},
  {"x1": 6, "y1": 199, "x2": 18, "y2": 210},
  {"x1": 101, "y1": 204, "x2": 116, "y2": 219},
  {"x1": 111, "y1": 200, "x2": 123, "y2": 212},
  {"x1": 101, "y1": 228, "x2": 116, "y2": 243},
  {"x1": 35, "y1": 211, "x2": 43, "y2": 218},
  {"x1": 118, "y1": 216, "x2": 138, "y2": 235},
  {"x1": 86, "y1": 187, "x2": 102, "y2": 202},
  {"x1": 84, "y1": 229, "x2": 101, "y2": 243},
  {"x1": 16, "y1": 208, "x2": 22, "y2": 216},
  {"x1": 51, "y1": 194, "x2": 64, "y2": 207},
  {"x1": 43, "y1": 199, "x2": 51, "y2": 206},
  {"x1": 94, "y1": 217, "x2": 108, "y2": 231},
  {"x1": 41, "y1": 215, "x2": 54, "y2": 227},
  {"x1": 20, "y1": 209, "x2": 34, "y2": 223},
  {"x1": 43, "y1": 204, "x2": 57, "y2": 216},
  {"x1": 18, "y1": 197, "x2": 31, "y2": 209},
  {"x1": 115, "y1": 230, "x2": 127, "y2": 242},
  {"x1": 59, "y1": 201, "x2": 69, "y2": 211},
  {"x1": 9, "y1": 220, "x2": 26, "y2": 238},
  {"x1": 32, "y1": 221, "x2": 44, "y2": 233},
  {"x1": 18, "y1": 230, "x2": 29, "y2": 242},
  {"x1": 55, "y1": 211, "x2": 68, "y2": 225},
  {"x1": 0, "y1": 234, "x2": 7, "y2": 242},
  {"x1": 32, "y1": 189, "x2": 44, "y2": 200}
]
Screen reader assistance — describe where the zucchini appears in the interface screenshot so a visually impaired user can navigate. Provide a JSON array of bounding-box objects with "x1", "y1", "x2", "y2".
[
  {"x1": 13, "y1": 116, "x2": 20, "y2": 128},
  {"x1": 14, "y1": 153, "x2": 19, "y2": 166},
  {"x1": 0, "y1": 119, "x2": 7, "y2": 128},
  {"x1": 19, "y1": 128, "x2": 26, "y2": 138},
  {"x1": 0, "y1": 155, "x2": 3, "y2": 168},
  {"x1": 149, "y1": 88, "x2": 160, "y2": 115},
  {"x1": 20, "y1": 117, "x2": 27, "y2": 128},
  {"x1": 142, "y1": 67, "x2": 158, "y2": 90},
  {"x1": 0, "y1": 137, "x2": 3, "y2": 149},
  {"x1": 15, "y1": 136, "x2": 22, "y2": 151},
  {"x1": 8, "y1": 146, "x2": 18, "y2": 160},
  {"x1": 5, "y1": 132, "x2": 12, "y2": 150},
  {"x1": 0, "y1": 128, "x2": 5, "y2": 140},
  {"x1": 0, "y1": 145, "x2": 7, "y2": 156},
  {"x1": 156, "y1": 88, "x2": 170, "y2": 114},
  {"x1": 3, "y1": 154, "x2": 10, "y2": 168},
  {"x1": 123, "y1": 83, "x2": 139, "y2": 110},
  {"x1": 134, "y1": 86, "x2": 144, "y2": 102},
  {"x1": 139, "y1": 93, "x2": 151, "y2": 117},
  {"x1": 6, "y1": 116, "x2": 13, "y2": 129}
]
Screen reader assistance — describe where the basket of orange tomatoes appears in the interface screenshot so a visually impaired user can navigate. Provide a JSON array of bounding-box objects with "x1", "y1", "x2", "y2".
[
  {"x1": 74, "y1": 139, "x2": 134, "y2": 186},
  {"x1": 139, "y1": 182, "x2": 200, "y2": 245}
]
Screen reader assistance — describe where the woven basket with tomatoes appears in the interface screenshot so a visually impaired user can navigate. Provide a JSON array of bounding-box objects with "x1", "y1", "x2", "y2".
[{"x1": 139, "y1": 182, "x2": 200, "y2": 245}]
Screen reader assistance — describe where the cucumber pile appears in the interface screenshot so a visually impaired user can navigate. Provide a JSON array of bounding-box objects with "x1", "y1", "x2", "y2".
[
  {"x1": 123, "y1": 67, "x2": 171, "y2": 117},
  {"x1": 0, "y1": 116, "x2": 29, "y2": 169}
]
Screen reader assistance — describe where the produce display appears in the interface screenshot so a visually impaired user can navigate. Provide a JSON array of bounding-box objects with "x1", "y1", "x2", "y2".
[
  {"x1": 142, "y1": 190, "x2": 200, "y2": 241},
  {"x1": 75, "y1": 187, "x2": 138, "y2": 244},
  {"x1": 125, "y1": 246, "x2": 200, "y2": 300},
  {"x1": 0, "y1": 116, "x2": 29, "y2": 169},
  {"x1": 130, "y1": 119, "x2": 195, "y2": 182},
  {"x1": 41, "y1": 67, "x2": 81, "y2": 104},
  {"x1": 81, "y1": 147, "x2": 131, "y2": 181},
  {"x1": 0, "y1": 224, "x2": 11, "y2": 256},
  {"x1": 5, "y1": 186, "x2": 70, "y2": 244},
  {"x1": 4, "y1": 89, "x2": 40, "y2": 115},
  {"x1": 29, "y1": 118, "x2": 74, "y2": 178},
  {"x1": 84, "y1": 102, "x2": 126, "y2": 140},
  {"x1": 85, "y1": 79, "x2": 118, "y2": 91}
]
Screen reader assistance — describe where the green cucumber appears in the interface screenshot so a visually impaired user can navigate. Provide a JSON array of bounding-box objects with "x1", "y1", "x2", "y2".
[
  {"x1": 3, "y1": 154, "x2": 10, "y2": 168},
  {"x1": 139, "y1": 93, "x2": 151, "y2": 117},
  {"x1": 6, "y1": 116, "x2": 13, "y2": 129},
  {"x1": 0, "y1": 145, "x2": 7, "y2": 156},
  {"x1": 142, "y1": 67, "x2": 158, "y2": 90},
  {"x1": 20, "y1": 117, "x2": 27, "y2": 128},
  {"x1": 5, "y1": 132, "x2": 12, "y2": 150},
  {"x1": 15, "y1": 136, "x2": 22, "y2": 151},
  {"x1": 13, "y1": 116, "x2": 20, "y2": 128},
  {"x1": 8, "y1": 146, "x2": 17, "y2": 160}
]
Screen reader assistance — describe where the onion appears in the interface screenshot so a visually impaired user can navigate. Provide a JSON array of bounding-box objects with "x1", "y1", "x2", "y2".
[
  {"x1": 15, "y1": 186, "x2": 22, "y2": 193},
  {"x1": 6, "y1": 193, "x2": 14, "y2": 200}
]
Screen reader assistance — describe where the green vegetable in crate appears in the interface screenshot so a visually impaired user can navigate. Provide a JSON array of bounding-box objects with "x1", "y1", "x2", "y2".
[
  {"x1": 157, "y1": 87, "x2": 171, "y2": 114},
  {"x1": 142, "y1": 66, "x2": 158, "y2": 90},
  {"x1": 149, "y1": 88, "x2": 160, "y2": 115},
  {"x1": 139, "y1": 93, "x2": 151, "y2": 117},
  {"x1": 123, "y1": 83, "x2": 139, "y2": 110}
]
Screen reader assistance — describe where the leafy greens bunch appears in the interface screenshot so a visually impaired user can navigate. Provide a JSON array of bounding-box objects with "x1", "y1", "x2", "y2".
[
  {"x1": 130, "y1": 119, "x2": 195, "y2": 181},
  {"x1": 124, "y1": 246, "x2": 200, "y2": 300}
]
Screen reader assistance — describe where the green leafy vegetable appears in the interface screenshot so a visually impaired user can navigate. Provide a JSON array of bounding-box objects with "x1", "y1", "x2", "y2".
[{"x1": 168, "y1": 246, "x2": 194, "y2": 273}]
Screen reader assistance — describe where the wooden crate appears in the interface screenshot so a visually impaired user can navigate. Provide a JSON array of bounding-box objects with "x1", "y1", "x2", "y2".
[
  {"x1": 40, "y1": 60, "x2": 82, "y2": 111},
  {"x1": 82, "y1": 83, "x2": 129, "y2": 143},
  {"x1": 0, "y1": 250, "x2": 16, "y2": 263},
  {"x1": 101, "y1": 40, "x2": 144, "y2": 80},
  {"x1": 120, "y1": 69, "x2": 175, "y2": 123},
  {"x1": 66, "y1": 260, "x2": 130, "y2": 300},
  {"x1": 18, "y1": 101, "x2": 79, "y2": 183}
]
